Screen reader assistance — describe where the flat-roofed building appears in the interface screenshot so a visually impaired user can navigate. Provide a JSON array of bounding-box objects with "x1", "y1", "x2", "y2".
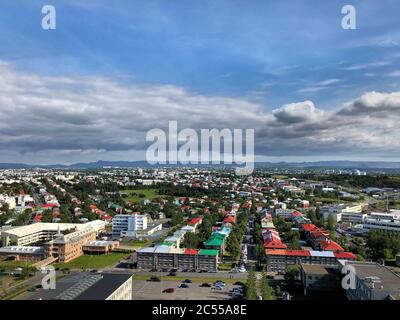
[
  {"x1": 82, "y1": 240, "x2": 120, "y2": 254},
  {"x1": 300, "y1": 264, "x2": 342, "y2": 297},
  {"x1": 26, "y1": 272, "x2": 133, "y2": 300},
  {"x1": 1, "y1": 220, "x2": 105, "y2": 247},
  {"x1": 342, "y1": 261, "x2": 400, "y2": 300},
  {"x1": 136, "y1": 246, "x2": 219, "y2": 271},
  {"x1": 265, "y1": 249, "x2": 356, "y2": 274},
  {"x1": 0, "y1": 246, "x2": 44, "y2": 262}
]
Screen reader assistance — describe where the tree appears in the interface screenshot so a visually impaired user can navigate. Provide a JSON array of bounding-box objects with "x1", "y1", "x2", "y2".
[
  {"x1": 171, "y1": 210, "x2": 183, "y2": 226},
  {"x1": 226, "y1": 234, "x2": 241, "y2": 261},
  {"x1": 274, "y1": 285, "x2": 282, "y2": 297},
  {"x1": 254, "y1": 244, "x2": 266, "y2": 264},
  {"x1": 245, "y1": 270, "x2": 257, "y2": 300},
  {"x1": 182, "y1": 232, "x2": 201, "y2": 249},
  {"x1": 284, "y1": 265, "x2": 300, "y2": 284},
  {"x1": 41, "y1": 210, "x2": 53, "y2": 223},
  {"x1": 259, "y1": 268, "x2": 273, "y2": 300},
  {"x1": 326, "y1": 213, "x2": 336, "y2": 232}
]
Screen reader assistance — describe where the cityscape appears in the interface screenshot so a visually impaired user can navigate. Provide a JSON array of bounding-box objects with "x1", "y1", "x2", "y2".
[
  {"x1": 1, "y1": 166, "x2": 400, "y2": 301},
  {"x1": 1, "y1": 0, "x2": 400, "y2": 309}
]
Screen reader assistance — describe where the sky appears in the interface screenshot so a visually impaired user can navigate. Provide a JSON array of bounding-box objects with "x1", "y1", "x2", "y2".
[{"x1": 1, "y1": 0, "x2": 400, "y2": 164}]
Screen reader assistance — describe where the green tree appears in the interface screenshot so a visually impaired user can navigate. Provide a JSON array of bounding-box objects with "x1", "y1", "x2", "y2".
[
  {"x1": 182, "y1": 232, "x2": 201, "y2": 249},
  {"x1": 259, "y1": 268, "x2": 273, "y2": 300},
  {"x1": 326, "y1": 213, "x2": 336, "y2": 232},
  {"x1": 274, "y1": 285, "x2": 282, "y2": 297},
  {"x1": 284, "y1": 265, "x2": 300, "y2": 284},
  {"x1": 245, "y1": 270, "x2": 257, "y2": 300},
  {"x1": 226, "y1": 234, "x2": 241, "y2": 261}
]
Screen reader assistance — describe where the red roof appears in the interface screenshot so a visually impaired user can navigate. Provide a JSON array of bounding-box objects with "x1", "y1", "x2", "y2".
[
  {"x1": 41, "y1": 203, "x2": 58, "y2": 209},
  {"x1": 292, "y1": 211, "x2": 303, "y2": 217},
  {"x1": 184, "y1": 249, "x2": 198, "y2": 255},
  {"x1": 223, "y1": 216, "x2": 235, "y2": 223},
  {"x1": 333, "y1": 252, "x2": 357, "y2": 260},
  {"x1": 319, "y1": 240, "x2": 344, "y2": 252},
  {"x1": 265, "y1": 249, "x2": 311, "y2": 257},
  {"x1": 302, "y1": 224, "x2": 318, "y2": 232},
  {"x1": 264, "y1": 241, "x2": 288, "y2": 249},
  {"x1": 187, "y1": 217, "x2": 203, "y2": 226}
]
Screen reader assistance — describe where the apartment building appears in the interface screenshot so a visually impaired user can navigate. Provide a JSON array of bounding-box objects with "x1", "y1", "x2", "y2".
[
  {"x1": 44, "y1": 225, "x2": 97, "y2": 263},
  {"x1": 112, "y1": 213, "x2": 152, "y2": 237},
  {"x1": 136, "y1": 246, "x2": 219, "y2": 271},
  {"x1": 265, "y1": 249, "x2": 356, "y2": 274},
  {"x1": 1, "y1": 220, "x2": 105, "y2": 247},
  {"x1": 320, "y1": 204, "x2": 363, "y2": 223}
]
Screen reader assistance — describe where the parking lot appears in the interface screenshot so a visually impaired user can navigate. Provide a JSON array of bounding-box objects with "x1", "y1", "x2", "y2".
[{"x1": 132, "y1": 280, "x2": 241, "y2": 300}]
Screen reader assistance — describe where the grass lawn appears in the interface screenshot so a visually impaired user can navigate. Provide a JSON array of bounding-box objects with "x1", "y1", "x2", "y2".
[
  {"x1": 122, "y1": 189, "x2": 164, "y2": 203},
  {"x1": 218, "y1": 263, "x2": 233, "y2": 271},
  {"x1": 120, "y1": 239, "x2": 151, "y2": 250},
  {"x1": 0, "y1": 261, "x2": 32, "y2": 272},
  {"x1": 52, "y1": 253, "x2": 129, "y2": 270}
]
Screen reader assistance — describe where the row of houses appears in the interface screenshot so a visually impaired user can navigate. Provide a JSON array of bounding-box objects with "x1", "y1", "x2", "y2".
[{"x1": 261, "y1": 210, "x2": 357, "y2": 273}]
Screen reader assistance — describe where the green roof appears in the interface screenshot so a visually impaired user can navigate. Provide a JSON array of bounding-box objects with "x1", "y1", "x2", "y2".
[
  {"x1": 160, "y1": 242, "x2": 174, "y2": 246},
  {"x1": 198, "y1": 249, "x2": 219, "y2": 256},
  {"x1": 205, "y1": 233, "x2": 225, "y2": 247}
]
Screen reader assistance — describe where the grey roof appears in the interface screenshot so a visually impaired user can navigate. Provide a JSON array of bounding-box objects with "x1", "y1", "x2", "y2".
[
  {"x1": 74, "y1": 273, "x2": 132, "y2": 300},
  {"x1": 349, "y1": 262, "x2": 400, "y2": 298}
]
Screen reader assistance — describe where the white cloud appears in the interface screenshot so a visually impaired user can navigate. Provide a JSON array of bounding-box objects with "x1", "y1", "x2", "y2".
[
  {"x1": 2, "y1": 63, "x2": 400, "y2": 162},
  {"x1": 388, "y1": 70, "x2": 400, "y2": 77}
]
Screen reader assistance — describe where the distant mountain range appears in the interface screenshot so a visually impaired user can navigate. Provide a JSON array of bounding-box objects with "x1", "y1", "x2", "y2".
[{"x1": 1, "y1": 160, "x2": 400, "y2": 169}]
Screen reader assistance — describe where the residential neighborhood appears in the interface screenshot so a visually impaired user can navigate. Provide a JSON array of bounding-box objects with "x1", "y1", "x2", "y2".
[{"x1": 1, "y1": 167, "x2": 400, "y2": 300}]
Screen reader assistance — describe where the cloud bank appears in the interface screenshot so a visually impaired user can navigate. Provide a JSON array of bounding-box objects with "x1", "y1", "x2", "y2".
[{"x1": 1, "y1": 63, "x2": 400, "y2": 163}]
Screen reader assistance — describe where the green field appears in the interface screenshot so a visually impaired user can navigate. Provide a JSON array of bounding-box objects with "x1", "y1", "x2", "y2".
[
  {"x1": 120, "y1": 239, "x2": 151, "y2": 249},
  {"x1": 0, "y1": 261, "x2": 32, "y2": 272},
  {"x1": 52, "y1": 253, "x2": 129, "y2": 270},
  {"x1": 122, "y1": 189, "x2": 164, "y2": 203}
]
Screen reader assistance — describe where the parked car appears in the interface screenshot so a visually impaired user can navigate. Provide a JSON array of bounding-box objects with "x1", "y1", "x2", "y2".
[
  {"x1": 149, "y1": 276, "x2": 161, "y2": 282},
  {"x1": 169, "y1": 272, "x2": 177, "y2": 276},
  {"x1": 161, "y1": 268, "x2": 169, "y2": 272},
  {"x1": 179, "y1": 283, "x2": 189, "y2": 288},
  {"x1": 183, "y1": 279, "x2": 192, "y2": 283},
  {"x1": 163, "y1": 288, "x2": 175, "y2": 293},
  {"x1": 199, "y1": 270, "x2": 208, "y2": 273},
  {"x1": 212, "y1": 286, "x2": 223, "y2": 290},
  {"x1": 200, "y1": 283, "x2": 212, "y2": 287}
]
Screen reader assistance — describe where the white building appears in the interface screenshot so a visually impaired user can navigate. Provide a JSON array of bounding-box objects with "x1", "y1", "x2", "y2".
[
  {"x1": 112, "y1": 214, "x2": 148, "y2": 237},
  {"x1": 0, "y1": 220, "x2": 106, "y2": 247},
  {"x1": 0, "y1": 194, "x2": 16, "y2": 210},
  {"x1": 320, "y1": 204, "x2": 363, "y2": 223},
  {"x1": 362, "y1": 210, "x2": 400, "y2": 232}
]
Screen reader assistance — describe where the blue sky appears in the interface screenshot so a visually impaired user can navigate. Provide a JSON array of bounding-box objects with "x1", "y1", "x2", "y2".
[
  {"x1": 1, "y1": 0, "x2": 400, "y2": 163},
  {"x1": 1, "y1": 0, "x2": 399, "y2": 109}
]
